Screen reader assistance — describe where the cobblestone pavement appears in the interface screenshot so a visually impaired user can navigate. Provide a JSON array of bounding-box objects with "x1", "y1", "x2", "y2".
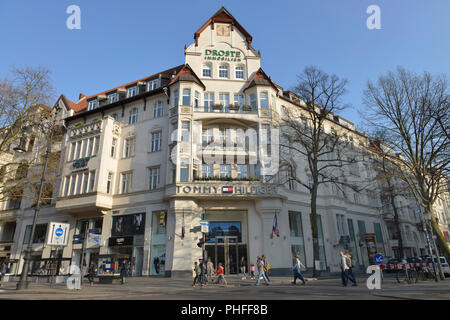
[{"x1": 0, "y1": 274, "x2": 449, "y2": 300}]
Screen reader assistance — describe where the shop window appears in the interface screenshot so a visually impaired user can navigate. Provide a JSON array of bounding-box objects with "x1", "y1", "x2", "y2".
[
  {"x1": 23, "y1": 223, "x2": 48, "y2": 244},
  {"x1": 111, "y1": 213, "x2": 145, "y2": 237}
]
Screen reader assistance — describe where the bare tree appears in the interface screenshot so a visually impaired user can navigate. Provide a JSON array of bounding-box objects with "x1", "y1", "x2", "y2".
[
  {"x1": 362, "y1": 67, "x2": 450, "y2": 271},
  {"x1": 280, "y1": 66, "x2": 364, "y2": 277},
  {"x1": 0, "y1": 66, "x2": 58, "y2": 206}
]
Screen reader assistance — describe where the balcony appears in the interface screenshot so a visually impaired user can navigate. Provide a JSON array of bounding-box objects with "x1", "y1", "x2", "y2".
[
  {"x1": 69, "y1": 120, "x2": 102, "y2": 139},
  {"x1": 55, "y1": 192, "x2": 112, "y2": 217}
]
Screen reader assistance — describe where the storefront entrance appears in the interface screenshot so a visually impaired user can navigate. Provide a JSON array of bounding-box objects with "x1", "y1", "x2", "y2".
[{"x1": 205, "y1": 236, "x2": 247, "y2": 275}]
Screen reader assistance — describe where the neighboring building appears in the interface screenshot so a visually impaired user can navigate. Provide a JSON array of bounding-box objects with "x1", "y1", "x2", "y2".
[{"x1": 0, "y1": 7, "x2": 442, "y2": 279}]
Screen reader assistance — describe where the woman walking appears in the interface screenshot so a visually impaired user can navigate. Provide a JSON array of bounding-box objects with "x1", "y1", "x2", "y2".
[
  {"x1": 239, "y1": 256, "x2": 247, "y2": 280},
  {"x1": 255, "y1": 256, "x2": 270, "y2": 286},
  {"x1": 292, "y1": 255, "x2": 307, "y2": 285}
]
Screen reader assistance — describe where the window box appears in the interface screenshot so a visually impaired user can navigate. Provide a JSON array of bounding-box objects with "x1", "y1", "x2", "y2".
[
  {"x1": 242, "y1": 105, "x2": 253, "y2": 111},
  {"x1": 212, "y1": 104, "x2": 224, "y2": 110},
  {"x1": 228, "y1": 104, "x2": 240, "y2": 110}
]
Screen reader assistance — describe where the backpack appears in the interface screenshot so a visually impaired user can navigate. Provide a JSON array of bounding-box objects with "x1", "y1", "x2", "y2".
[{"x1": 346, "y1": 256, "x2": 353, "y2": 268}]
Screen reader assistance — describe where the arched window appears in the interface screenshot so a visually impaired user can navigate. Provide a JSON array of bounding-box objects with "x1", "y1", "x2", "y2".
[
  {"x1": 218, "y1": 64, "x2": 229, "y2": 79},
  {"x1": 235, "y1": 65, "x2": 244, "y2": 79},
  {"x1": 202, "y1": 64, "x2": 212, "y2": 78}
]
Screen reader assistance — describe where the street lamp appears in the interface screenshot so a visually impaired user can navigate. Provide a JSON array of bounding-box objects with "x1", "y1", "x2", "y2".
[{"x1": 15, "y1": 114, "x2": 59, "y2": 290}]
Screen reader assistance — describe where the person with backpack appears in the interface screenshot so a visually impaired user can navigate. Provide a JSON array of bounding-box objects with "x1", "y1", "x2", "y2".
[
  {"x1": 345, "y1": 251, "x2": 357, "y2": 286},
  {"x1": 261, "y1": 254, "x2": 271, "y2": 281},
  {"x1": 292, "y1": 255, "x2": 307, "y2": 285},
  {"x1": 255, "y1": 256, "x2": 270, "y2": 286}
]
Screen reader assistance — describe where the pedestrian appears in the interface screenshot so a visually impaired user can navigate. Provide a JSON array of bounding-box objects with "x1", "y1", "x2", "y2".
[
  {"x1": 261, "y1": 254, "x2": 271, "y2": 281},
  {"x1": 340, "y1": 251, "x2": 350, "y2": 287},
  {"x1": 292, "y1": 255, "x2": 307, "y2": 285},
  {"x1": 198, "y1": 258, "x2": 206, "y2": 287},
  {"x1": 239, "y1": 256, "x2": 247, "y2": 280},
  {"x1": 206, "y1": 258, "x2": 215, "y2": 283},
  {"x1": 255, "y1": 256, "x2": 270, "y2": 286},
  {"x1": 216, "y1": 263, "x2": 227, "y2": 285},
  {"x1": 250, "y1": 262, "x2": 255, "y2": 280},
  {"x1": 0, "y1": 262, "x2": 7, "y2": 287},
  {"x1": 88, "y1": 261, "x2": 97, "y2": 286},
  {"x1": 80, "y1": 260, "x2": 88, "y2": 287},
  {"x1": 345, "y1": 251, "x2": 357, "y2": 286},
  {"x1": 192, "y1": 261, "x2": 201, "y2": 287},
  {"x1": 120, "y1": 259, "x2": 129, "y2": 285}
]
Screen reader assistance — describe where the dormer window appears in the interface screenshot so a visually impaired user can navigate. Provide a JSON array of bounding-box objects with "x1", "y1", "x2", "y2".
[
  {"x1": 88, "y1": 100, "x2": 98, "y2": 111},
  {"x1": 147, "y1": 79, "x2": 160, "y2": 91},
  {"x1": 218, "y1": 64, "x2": 229, "y2": 79},
  {"x1": 127, "y1": 86, "x2": 137, "y2": 98},
  {"x1": 202, "y1": 64, "x2": 212, "y2": 78},
  {"x1": 108, "y1": 93, "x2": 118, "y2": 104}
]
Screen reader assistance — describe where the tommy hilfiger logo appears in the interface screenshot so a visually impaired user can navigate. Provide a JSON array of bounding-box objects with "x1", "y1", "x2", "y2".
[{"x1": 222, "y1": 186, "x2": 233, "y2": 194}]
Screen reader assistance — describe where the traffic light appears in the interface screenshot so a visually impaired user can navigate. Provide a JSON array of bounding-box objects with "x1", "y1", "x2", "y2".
[
  {"x1": 197, "y1": 238, "x2": 204, "y2": 248},
  {"x1": 159, "y1": 211, "x2": 166, "y2": 227}
]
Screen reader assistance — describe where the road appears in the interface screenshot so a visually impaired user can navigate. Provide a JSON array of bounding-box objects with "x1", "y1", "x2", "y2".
[{"x1": 0, "y1": 274, "x2": 449, "y2": 300}]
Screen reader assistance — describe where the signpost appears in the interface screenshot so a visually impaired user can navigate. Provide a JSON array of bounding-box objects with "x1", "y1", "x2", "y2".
[{"x1": 46, "y1": 222, "x2": 70, "y2": 287}]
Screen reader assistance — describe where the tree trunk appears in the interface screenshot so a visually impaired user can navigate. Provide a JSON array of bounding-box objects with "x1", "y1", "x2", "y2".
[{"x1": 309, "y1": 184, "x2": 320, "y2": 278}]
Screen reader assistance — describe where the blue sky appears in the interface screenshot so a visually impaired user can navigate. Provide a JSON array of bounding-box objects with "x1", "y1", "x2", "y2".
[{"x1": 1, "y1": 0, "x2": 449, "y2": 129}]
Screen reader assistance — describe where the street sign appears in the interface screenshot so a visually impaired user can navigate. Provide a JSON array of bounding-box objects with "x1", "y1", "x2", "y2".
[
  {"x1": 374, "y1": 253, "x2": 384, "y2": 265},
  {"x1": 199, "y1": 220, "x2": 209, "y2": 225},
  {"x1": 201, "y1": 225, "x2": 209, "y2": 233},
  {"x1": 47, "y1": 222, "x2": 70, "y2": 246}
]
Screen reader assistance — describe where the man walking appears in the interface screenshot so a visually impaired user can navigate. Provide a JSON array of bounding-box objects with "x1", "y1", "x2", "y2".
[
  {"x1": 88, "y1": 261, "x2": 97, "y2": 286},
  {"x1": 120, "y1": 259, "x2": 129, "y2": 285},
  {"x1": 192, "y1": 261, "x2": 201, "y2": 287},
  {"x1": 198, "y1": 258, "x2": 206, "y2": 287},
  {"x1": 255, "y1": 256, "x2": 270, "y2": 286},
  {"x1": 206, "y1": 258, "x2": 214, "y2": 283},
  {"x1": 340, "y1": 251, "x2": 349, "y2": 287},
  {"x1": 292, "y1": 255, "x2": 307, "y2": 285},
  {"x1": 345, "y1": 251, "x2": 357, "y2": 286}
]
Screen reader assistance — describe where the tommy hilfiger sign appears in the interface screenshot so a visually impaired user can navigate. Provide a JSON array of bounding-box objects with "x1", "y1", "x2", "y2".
[{"x1": 176, "y1": 184, "x2": 276, "y2": 195}]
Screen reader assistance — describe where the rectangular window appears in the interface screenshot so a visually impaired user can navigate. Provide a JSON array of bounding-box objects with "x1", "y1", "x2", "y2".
[
  {"x1": 70, "y1": 174, "x2": 76, "y2": 196},
  {"x1": 202, "y1": 163, "x2": 213, "y2": 178},
  {"x1": 259, "y1": 92, "x2": 269, "y2": 109},
  {"x1": 106, "y1": 172, "x2": 113, "y2": 194},
  {"x1": 93, "y1": 136, "x2": 100, "y2": 156},
  {"x1": 173, "y1": 90, "x2": 179, "y2": 107},
  {"x1": 82, "y1": 172, "x2": 89, "y2": 194},
  {"x1": 194, "y1": 91, "x2": 200, "y2": 108},
  {"x1": 87, "y1": 138, "x2": 94, "y2": 157},
  {"x1": 69, "y1": 142, "x2": 76, "y2": 161},
  {"x1": 180, "y1": 165, "x2": 189, "y2": 182},
  {"x1": 64, "y1": 176, "x2": 70, "y2": 197},
  {"x1": 123, "y1": 137, "x2": 135, "y2": 158},
  {"x1": 88, "y1": 171, "x2": 95, "y2": 192},
  {"x1": 316, "y1": 215, "x2": 327, "y2": 270},
  {"x1": 250, "y1": 94, "x2": 257, "y2": 109},
  {"x1": 181, "y1": 121, "x2": 190, "y2": 142},
  {"x1": 88, "y1": 100, "x2": 97, "y2": 111},
  {"x1": 202, "y1": 128, "x2": 213, "y2": 147},
  {"x1": 129, "y1": 108, "x2": 138, "y2": 124},
  {"x1": 374, "y1": 222, "x2": 385, "y2": 255},
  {"x1": 147, "y1": 79, "x2": 159, "y2": 91},
  {"x1": 111, "y1": 138, "x2": 117, "y2": 158},
  {"x1": 154, "y1": 101, "x2": 163, "y2": 118},
  {"x1": 234, "y1": 94, "x2": 244, "y2": 107},
  {"x1": 202, "y1": 64, "x2": 212, "y2": 77},
  {"x1": 81, "y1": 139, "x2": 87, "y2": 158},
  {"x1": 204, "y1": 92, "x2": 214, "y2": 112},
  {"x1": 75, "y1": 141, "x2": 81, "y2": 160},
  {"x1": 121, "y1": 172, "x2": 132, "y2": 194},
  {"x1": 235, "y1": 66, "x2": 244, "y2": 79},
  {"x1": 75, "y1": 173, "x2": 82, "y2": 195},
  {"x1": 219, "y1": 65, "x2": 229, "y2": 78},
  {"x1": 236, "y1": 164, "x2": 248, "y2": 178},
  {"x1": 148, "y1": 167, "x2": 160, "y2": 190},
  {"x1": 219, "y1": 92, "x2": 230, "y2": 112},
  {"x1": 182, "y1": 89, "x2": 191, "y2": 106},
  {"x1": 289, "y1": 211, "x2": 306, "y2": 266},
  {"x1": 151, "y1": 131, "x2": 162, "y2": 152},
  {"x1": 23, "y1": 223, "x2": 48, "y2": 244},
  {"x1": 220, "y1": 164, "x2": 231, "y2": 178},
  {"x1": 127, "y1": 86, "x2": 137, "y2": 98},
  {"x1": 108, "y1": 93, "x2": 118, "y2": 104}
]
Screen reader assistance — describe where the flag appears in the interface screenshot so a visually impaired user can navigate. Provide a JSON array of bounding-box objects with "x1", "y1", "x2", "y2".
[
  {"x1": 272, "y1": 214, "x2": 280, "y2": 237},
  {"x1": 222, "y1": 186, "x2": 233, "y2": 194}
]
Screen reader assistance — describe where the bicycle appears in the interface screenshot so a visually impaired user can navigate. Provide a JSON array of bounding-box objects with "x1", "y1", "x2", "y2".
[{"x1": 396, "y1": 267, "x2": 417, "y2": 284}]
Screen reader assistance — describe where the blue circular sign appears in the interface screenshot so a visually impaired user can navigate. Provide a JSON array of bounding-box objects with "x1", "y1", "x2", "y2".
[
  {"x1": 374, "y1": 253, "x2": 384, "y2": 264},
  {"x1": 55, "y1": 227, "x2": 64, "y2": 237}
]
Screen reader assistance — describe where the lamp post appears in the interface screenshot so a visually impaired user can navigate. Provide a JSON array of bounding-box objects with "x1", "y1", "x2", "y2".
[{"x1": 15, "y1": 112, "x2": 58, "y2": 290}]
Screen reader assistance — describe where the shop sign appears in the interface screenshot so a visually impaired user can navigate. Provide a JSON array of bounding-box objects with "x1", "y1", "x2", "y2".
[
  {"x1": 108, "y1": 236, "x2": 134, "y2": 247},
  {"x1": 72, "y1": 157, "x2": 90, "y2": 172},
  {"x1": 204, "y1": 49, "x2": 242, "y2": 62},
  {"x1": 176, "y1": 184, "x2": 277, "y2": 196}
]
